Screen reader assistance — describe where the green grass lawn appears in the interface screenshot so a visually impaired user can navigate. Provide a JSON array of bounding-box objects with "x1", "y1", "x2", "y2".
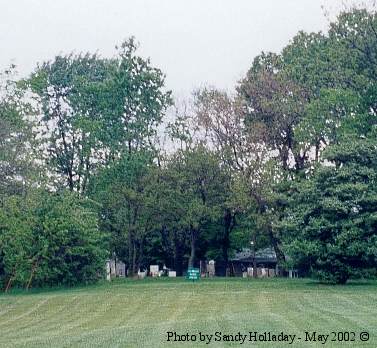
[{"x1": 0, "y1": 278, "x2": 376, "y2": 348}]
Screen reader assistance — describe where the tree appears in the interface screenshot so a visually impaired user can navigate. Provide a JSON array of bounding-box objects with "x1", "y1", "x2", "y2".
[
  {"x1": 328, "y1": 8, "x2": 377, "y2": 86},
  {"x1": 281, "y1": 137, "x2": 377, "y2": 284},
  {"x1": 165, "y1": 145, "x2": 228, "y2": 269},
  {"x1": 237, "y1": 53, "x2": 309, "y2": 174},
  {"x1": 141, "y1": 162, "x2": 189, "y2": 276},
  {"x1": 27, "y1": 38, "x2": 171, "y2": 195},
  {"x1": 89, "y1": 151, "x2": 158, "y2": 276},
  {"x1": 0, "y1": 67, "x2": 38, "y2": 198},
  {"x1": 279, "y1": 9, "x2": 377, "y2": 163},
  {"x1": 0, "y1": 190, "x2": 107, "y2": 290},
  {"x1": 194, "y1": 88, "x2": 286, "y2": 266},
  {"x1": 27, "y1": 53, "x2": 109, "y2": 194}
]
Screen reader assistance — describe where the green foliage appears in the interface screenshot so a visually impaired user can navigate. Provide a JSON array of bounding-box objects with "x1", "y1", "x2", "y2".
[
  {"x1": 0, "y1": 67, "x2": 38, "y2": 197},
  {"x1": 26, "y1": 38, "x2": 171, "y2": 194},
  {"x1": 281, "y1": 138, "x2": 377, "y2": 283},
  {"x1": 89, "y1": 151, "x2": 154, "y2": 275},
  {"x1": 90, "y1": 145, "x2": 233, "y2": 274},
  {"x1": 3, "y1": 7, "x2": 377, "y2": 289},
  {"x1": 238, "y1": 54, "x2": 308, "y2": 172},
  {"x1": 0, "y1": 191, "x2": 108, "y2": 289}
]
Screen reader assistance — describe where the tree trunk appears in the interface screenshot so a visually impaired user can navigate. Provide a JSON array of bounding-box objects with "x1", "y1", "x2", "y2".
[
  {"x1": 252, "y1": 256, "x2": 257, "y2": 278},
  {"x1": 222, "y1": 209, "x2": 235, "y2": 276},
  {"x1": 4, "y1": 275, "x2": 14, "y2": 292},
  {"x1": 173, "y1": 232, "x2": 184, "y2": 276},
  {"x1": 132, "y1": 240, "x2": 137, "y2": 276},
  {"x1": 254, "y1": 196, "x2": 286, "y2": 275},
  {"x1": 315, "y1": 142, "x2": 320, "y2": 163},
  {"x1": 267, "y1": 224, "x2": 285, "y2": 270},
  {"x1": 188, "y1": 227, "x2": 196, "y2": 268},
  {"x1": 4, "y1": 265, "x2": 16, "y2": 292},
  {"x1": 279, "y1": 145, "x2": 289, "y2": 171},
  {"x1": 252, "y1": 235, "x2": 257, "y2": 278},
  {"x1": 26, "y1": 259, "x2": 38, "y2": 290},
  {"x1": 136, "y1": 238, "x2": 144, "y2": 273},
  {"x1": 128, "y1": 231, "x2": 134, "y2": 277}
]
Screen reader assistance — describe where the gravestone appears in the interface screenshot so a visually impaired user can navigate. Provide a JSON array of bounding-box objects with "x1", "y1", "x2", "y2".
[
  {"x1": 138, "y1": 269, "x2": 147, "y2": 279},
  {"x1": 116, "y1": 262, "x2": 126, "y2": 277},
  {"x1": 110, "y1": 260, "x2": 116, "y2": 276},
  {"x1": 150, "y1": 265, "x2": 159, "y2": 277},
  {"x1": 105, "y1": 260, "x2": 111, "y2": 281},
  {"x1": 200, "y1": 260, "x2": 207, "y2": 277},
  {"x1": 257, "y1": 267, "x2": 262, "y2": 277},
  {"x1": 247, "y1": 267, "x2": 253, "y2": 277},
  {"x1": 168, "y1": 271, "x2": 176, "y2": 277},
  {"x1": 207, "y1": 260, "x2": 215, "y2": 277}
]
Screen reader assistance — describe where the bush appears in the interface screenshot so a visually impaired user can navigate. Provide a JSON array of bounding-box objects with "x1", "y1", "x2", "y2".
[{"x1": 0, "y1": 190, "x2": 108, "y2": 290}]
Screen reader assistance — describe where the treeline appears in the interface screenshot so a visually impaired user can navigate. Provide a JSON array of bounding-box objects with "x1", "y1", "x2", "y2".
[{"x1": 1, "y1": 8, "x2": 377, "y2": 289}]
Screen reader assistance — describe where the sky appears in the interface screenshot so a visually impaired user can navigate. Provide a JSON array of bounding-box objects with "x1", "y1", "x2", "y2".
[{"x1": 0, "y1": 0, "x2": 352, "y2": 97}]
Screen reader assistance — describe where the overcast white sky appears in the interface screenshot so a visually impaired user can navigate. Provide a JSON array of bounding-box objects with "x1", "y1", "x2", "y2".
[{"x1": 0, "y1": 0, "x2": 352, "y2": 97}]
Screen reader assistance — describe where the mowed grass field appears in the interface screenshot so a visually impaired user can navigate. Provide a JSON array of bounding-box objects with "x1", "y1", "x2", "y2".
[{"x1": 0, "y1": 278, "x2": 376, "y2": 348}]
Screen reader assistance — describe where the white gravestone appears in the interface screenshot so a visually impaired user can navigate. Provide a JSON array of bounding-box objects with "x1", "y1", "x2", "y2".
[
  {"x1": 106, "y1": 260, "x2": 111, "y2": 281},
  {"x1": 150, "y1": 265, "x2": 159, "y2": 277},
  {"x1": 116, "y1": 262, "x2": 126, "y2": 277},
  {"x1": 247, "y1": 267, "x2": 253, "y2": 277}
]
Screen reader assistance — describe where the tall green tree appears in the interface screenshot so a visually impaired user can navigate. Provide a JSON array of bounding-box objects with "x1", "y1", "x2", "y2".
[
  {"x1": 195, "y1": 88, "x2": 285, "y2": 265},
  {"x1": 27, "y1": 38, "x2": 171, "y2": 195},
  {"x1": 89, "y1": 151, "x2": 157, "y2": 276},
  {"x1": 0, "y1": 67, "x2": 38, "y2": 197},
  {"x1": 237, "y1": 53, "x2": 309, "y2": 173},
  {"x1": 281, "y1": 137, "x2": 377, "y2": 284},
  {"x1": 167, "y1": 146, "x2": 228, "y2": 269}
]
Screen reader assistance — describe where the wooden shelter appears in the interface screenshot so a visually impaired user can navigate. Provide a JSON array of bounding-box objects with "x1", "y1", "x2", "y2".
[{"x1": 229, "y1": 247, "x2": 278, "y2": 277}]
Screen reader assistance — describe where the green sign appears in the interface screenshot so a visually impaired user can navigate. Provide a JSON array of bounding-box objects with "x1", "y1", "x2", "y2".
[{"x1": 187, "y1": 268, "x2": 200, "y2": 281}]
